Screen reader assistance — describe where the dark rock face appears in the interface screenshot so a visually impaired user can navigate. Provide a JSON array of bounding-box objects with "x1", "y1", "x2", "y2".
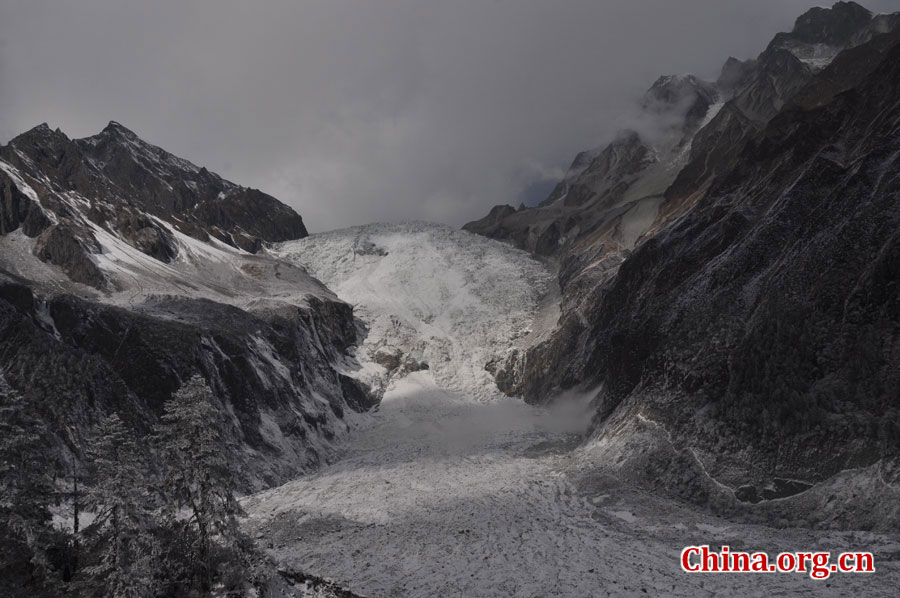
[
  {"x1": 32, "y1": 225, "x2": 105, "y2": 288},
  {"x1": 0, "y1": 121, "x2": 375, "y2": 493},
  {"x1": 467, "y1": 3, "x2": 897, "y2": 265},
  {"x1": 538, "y1": 149, "x2": 600, "y2": 208},
  {"x1": 522, "y1": 24, "x2": 900, "y2": 487},
  {"x1": 763, "y1": 1, "x2": 899, "y2": 69},
  {"x1": 789, "y1": 24, "x2": 900, "y2": 110},
  {"x1": 0, "y1": 168, "x2": 50, "y2": 236},
  {"x1": 0, "y1": 121, "x2": 308, "y2": 288},
  {"x1": 668, "y1": 2, "x2": 900, "y2": 216},
  {"x1": 484, "y1": 348, "x2": 525, "y2": 396},
  {"x1": 113, "y1": 211, "x2": 177, "y2": 262},
  {"x1": 77, "y1": 122, "x2": 308, "y2": 245},
  {"x1": 0, "y1": 274, "x2": 374, "y2": 491},
  {"x1": 466, "y1": 1, "x2": 900, "y2": 295},
  {"x1": 560, "y1": 131, "x2": 652, "y2": 209},
  {"x1": 779, "y1": 1, "x2": 873, "y2": 47},
  {"x1": 462, "y1": 204, "x2": 517, "y2": 239},
  {"x1": 463, "y1": 74, "x2": 719, "y2": 260},
  {"x1": 463, "y1": 2, "x2": 900, "y2": 524},
  {"x1": 642, "y1": 74, "x2": 718, "y2": 131},
  {"x1": 716, "y1": 57, "x2": 757, "y2": 93}
]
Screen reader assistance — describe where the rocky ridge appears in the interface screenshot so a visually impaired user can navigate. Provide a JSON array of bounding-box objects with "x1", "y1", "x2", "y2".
[
  {"x1": 0, "y1": 121, "x2": 307, "y2": 289},
  {"x1": 465, "y1": 1, "x2": 900, "y2": 528},
  {"x1": 0, "y1": 123, "x2": 373, "y2": 492}
]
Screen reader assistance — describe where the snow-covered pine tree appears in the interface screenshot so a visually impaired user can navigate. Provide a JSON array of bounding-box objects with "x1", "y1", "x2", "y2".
[
  {"x1": 0, "y1": 373, "x2": 57, "y2": 594},
  {"x1": 83, "y1": 413, "x2": 159, "y2": 598},
  {"x1": 155, "y1": 374, "x2": 247, "y2": 595}
]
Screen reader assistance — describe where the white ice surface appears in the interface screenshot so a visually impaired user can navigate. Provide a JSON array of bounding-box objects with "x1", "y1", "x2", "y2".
[
  {"x1": 245, "y1": 372, "x2": 900, "y2": 597},
  {"x1": 273, "y1": 222, "x2": 554, "y2": 401},
  {"x1": 243, "y1": 373, "x2": 609, "y2": 597},
  {"x1": 245, "y1": 223, "x2": 900, "y2": 597}
]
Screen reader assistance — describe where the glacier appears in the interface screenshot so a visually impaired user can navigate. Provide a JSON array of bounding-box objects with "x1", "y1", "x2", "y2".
[{"x1": 243, "y1": 222, "x2": 900, "y2": 597}]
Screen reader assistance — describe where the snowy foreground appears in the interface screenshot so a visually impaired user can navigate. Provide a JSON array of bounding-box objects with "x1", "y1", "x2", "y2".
[{"x1": 244, "y1": 223, "x2": 899, "y2": 597}]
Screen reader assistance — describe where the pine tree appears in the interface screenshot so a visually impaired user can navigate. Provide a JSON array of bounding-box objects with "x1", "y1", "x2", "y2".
[
  {"x1": 0, "y1": 373, "x2": 57, "y2": 593},
  {"x1": 83, "y1": 413, "x2": 159, "y2": 598},
  {"x1": 155, "y1": 374, "x2": 246, "y2": 595}
]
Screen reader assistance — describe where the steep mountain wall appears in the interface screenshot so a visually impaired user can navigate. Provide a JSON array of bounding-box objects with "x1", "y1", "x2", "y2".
[
  {"x1": 0, "y1": 275, "x2": 373, "y2": 491},
  {"x1": 0, "y1": 123, "x2": 372, "y2": 492},
  {"x1": 530, "y1": 34, "x2": 900, "y2": 468},
  {"x1": 465, "y1": 2, "x2": 900, "y2": 525}
]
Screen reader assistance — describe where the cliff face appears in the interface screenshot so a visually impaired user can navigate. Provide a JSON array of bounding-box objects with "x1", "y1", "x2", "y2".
[
  {"x1": 533, "y1": 32, "x2": 900, "y2": 451},
  {"x1": 465, "y1": 2, "x2": 900, "y2": 270},
  {"x1": 0, "y1": 276, "x2": 373, "y2": 492},
  {"x1": 465, "y1": 2, "x2": 900, "y2": 525},
  {"x1": 0, "y1": 122, "x2": 373, "y2": 492}
]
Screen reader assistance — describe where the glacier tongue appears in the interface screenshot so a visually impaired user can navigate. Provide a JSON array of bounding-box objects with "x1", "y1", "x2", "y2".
[
  {"x1": 273, "y1": 221, "x2": 555, "y2": 401},
  {"x1": 246, "y1": 223, "x2": 899, "y2": 598}
]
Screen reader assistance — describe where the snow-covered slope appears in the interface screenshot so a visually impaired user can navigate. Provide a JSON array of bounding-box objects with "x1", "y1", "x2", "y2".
[
  {"x1": 0, "y1": 207, "x2": 332, "y2": 312},
  {"x1": 0, "y1": 155, "x2": 331, "y2": 311},
  {"x1": 0, "y1": 125, "x2": 369, "y2": 494},
  {"x1": 273, "y1": 222, "x2": 555, "y2": 400}
]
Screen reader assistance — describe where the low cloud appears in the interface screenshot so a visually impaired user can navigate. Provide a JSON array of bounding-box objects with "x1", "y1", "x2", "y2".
[{"x1": 2, "y1": 1, "x2": 895, "y2": 231}]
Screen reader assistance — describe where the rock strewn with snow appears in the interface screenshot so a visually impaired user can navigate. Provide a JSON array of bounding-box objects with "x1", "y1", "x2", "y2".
[
  {"x1": 0, "y1": 269, "x2": 377, "y2": 493},
  {"x1": 0, "y1": 121, "x2": 308, "y2": 291},
  {"x1": 274, "y1": 222, "x2": 555, "y2": 401},
  {"x1": 514, "y1": 6, "x2": 900, "y2": 526},
  {"x1": 463, "y1": 2, "x2": 900, "y2": 529},
  {"x1": 0, "y1": 122, "x2": 374, "y2": 494},
  {"x1": 243, "y1": 372, "x2": 900, "y2": 597}
]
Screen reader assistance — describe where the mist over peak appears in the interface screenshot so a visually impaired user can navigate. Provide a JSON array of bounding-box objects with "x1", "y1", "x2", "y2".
[{"x1": 3, "y1": 1, "x2": 896, "y2": 231}]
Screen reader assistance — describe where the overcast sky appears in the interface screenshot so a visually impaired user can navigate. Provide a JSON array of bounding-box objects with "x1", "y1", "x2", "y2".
[{"x1": 1, "y1": 1, "x2": 896, "y2": 232}]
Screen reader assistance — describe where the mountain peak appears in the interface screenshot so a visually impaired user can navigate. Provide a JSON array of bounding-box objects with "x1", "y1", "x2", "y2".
[
  {"x1": 7, "y1": 121, "x2": 70, "y2": 149},
  {"x1": 643, "y1": 74, "x2": 717, "y2": 108},
  {"x1": 717, "y1": 56, "x2": 757, "y2": 91},
  {"x1": 2, "y1": 117, "x2": 309, "y2": 267},
  {"x1": 790, "y1": 1, "x2": 872, "y2": 45},
  {"x1": 101, "y1": 120, "x2": 139, "y2": 139},
  {"x1": 642, "y1": 73, "x2": 718, "y2": 132}
]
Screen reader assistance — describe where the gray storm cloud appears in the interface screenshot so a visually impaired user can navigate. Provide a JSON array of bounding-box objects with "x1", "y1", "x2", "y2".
[{"x1": 2, "y1": 0, "x2": 896, "y2": 231}]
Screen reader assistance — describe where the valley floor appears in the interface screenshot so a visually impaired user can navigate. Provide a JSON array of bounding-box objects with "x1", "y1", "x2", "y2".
[
  {"x1": 242, "y1": 223, "x2": 899, "y2": 597},
  {"x1": 242, "y1": 371, "x2": 900, "y2": 597}
]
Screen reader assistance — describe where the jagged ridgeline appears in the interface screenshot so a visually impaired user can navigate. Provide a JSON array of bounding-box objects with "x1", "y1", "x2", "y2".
[
  {"x1": 0, "y1": 121, "x2": 376, "y2": 493},
  {"x1": 2, "y1": 5, "x2": 900, "y2": 586},
  {"x1": 465, "y1": 1, "x2": 900, "y2": 524}
]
